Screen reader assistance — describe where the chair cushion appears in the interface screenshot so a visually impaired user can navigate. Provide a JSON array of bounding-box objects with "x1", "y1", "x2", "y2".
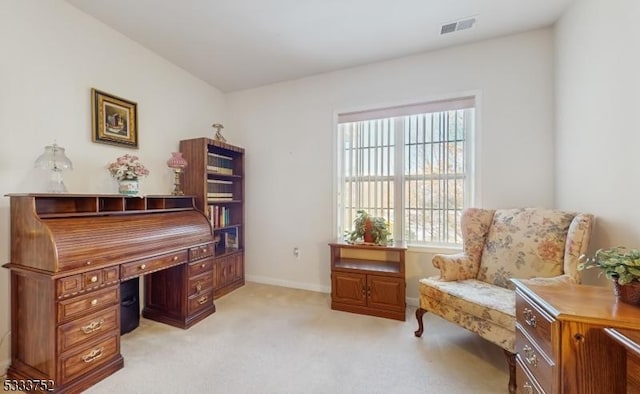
[
  {"x1": 419, "y1": 277, "x2": 515, "y2": 331},
  {"x1": 477, "y1": 208, "x2": 575, "y2": 289}
]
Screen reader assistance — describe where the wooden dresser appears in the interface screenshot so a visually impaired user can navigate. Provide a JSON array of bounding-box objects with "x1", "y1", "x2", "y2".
[
  {"x1": 3, "y1": 194, "x2": 216, "y2": 393},
  {"x1": 512, "y1": 279, "x2": 640, "y2": 394}
]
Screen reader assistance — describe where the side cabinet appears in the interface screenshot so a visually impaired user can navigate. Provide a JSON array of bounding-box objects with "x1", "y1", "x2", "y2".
[{"x1": 329, "y1": 242, "x2": 407, "y2": 321}]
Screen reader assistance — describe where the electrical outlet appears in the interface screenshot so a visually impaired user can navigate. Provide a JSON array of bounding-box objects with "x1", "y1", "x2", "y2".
[{"x1": 293, "y1": 247, "x2": 300, "y2": 259}]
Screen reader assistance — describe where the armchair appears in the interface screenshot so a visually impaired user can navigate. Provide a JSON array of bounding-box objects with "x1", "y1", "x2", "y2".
[{"x1": 414, "y1": 208, "x2": 593, "y2": 393}]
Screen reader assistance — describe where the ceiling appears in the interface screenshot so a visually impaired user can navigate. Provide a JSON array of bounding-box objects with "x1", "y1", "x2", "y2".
[{"x1": 66, "y1": 0, "x2": 575, "y2": 92}]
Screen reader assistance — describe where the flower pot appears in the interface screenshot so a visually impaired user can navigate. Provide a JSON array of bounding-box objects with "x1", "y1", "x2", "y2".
[
  {"x1": 613, "y1": 277, "x2": 640, "y2": 306},
  {"x1": 118, "y1": 179, "x2": 139, "y2": 196}
]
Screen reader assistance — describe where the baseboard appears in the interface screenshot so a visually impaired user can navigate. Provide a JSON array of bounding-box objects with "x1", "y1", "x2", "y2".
[
  {"x1": 406, "y1": 297, "x2": 419, "y2": 307},
  {"x1": 1, "y1": 357, "x2": 9, "y2": 377},
  {"x1": 246, "y1": 275, "x2": 331, "y2": 294}
]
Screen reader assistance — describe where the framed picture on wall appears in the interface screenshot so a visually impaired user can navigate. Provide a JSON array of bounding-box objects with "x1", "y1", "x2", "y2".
[{"x1": 91, "y1": 88, "x2": 138, "y2": 148}]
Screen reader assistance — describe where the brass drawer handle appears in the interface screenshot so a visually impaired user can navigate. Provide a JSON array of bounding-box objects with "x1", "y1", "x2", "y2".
[
  {"x1": 522, "y1": 382, "x2": 533, "y2": 394},
  {"x1": 523, "y1": 308, "x2": 537, "y2": 328},
  {"x1": 195, "y1": 282, "x2": 203, "y2": 293},
  {"x1": 201, "y1": 248, "x2": 208, "y2": 253},
  {"x1": 90, "y1": 276, "x2": 98, "y2": 283},
  {"x1": 81, "y1": 319, "x2": 104, "y2": 334},
  {"x1": 90, "y1": 299, "x2": 98, "y2": 306},
  {"x1": 82, "y1": 347, "x2": 104, "y2": 363},
  {"x1": 198, "y1": 295, "x2": 208, "y2": 305},
  {"x1": 523, "y1": 345, "x2": 538, "y2": 367},
  {"x1": 140, "y1": 264, "x2": 147, "y2": 270},
  {"x1": 201, "y1": 263, "x2": 206, "y2": 268},
  {"x1": 173, "y1": 256, "x2": 179, "y2": 261}
]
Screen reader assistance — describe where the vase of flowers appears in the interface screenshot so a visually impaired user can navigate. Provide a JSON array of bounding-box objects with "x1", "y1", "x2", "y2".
[{"x1": 107, "y1": 154, "x2": 150, "y2": 196}]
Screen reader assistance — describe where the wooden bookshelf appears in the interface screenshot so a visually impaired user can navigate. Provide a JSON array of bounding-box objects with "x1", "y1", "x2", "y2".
[{"x1": 179, "y1": 138, "x2": 245, "y2": 298}]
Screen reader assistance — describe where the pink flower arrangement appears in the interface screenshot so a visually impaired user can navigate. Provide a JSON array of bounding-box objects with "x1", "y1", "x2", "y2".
[{"x1": 107, "y1": 154, "x2": 150, "y2": 181}]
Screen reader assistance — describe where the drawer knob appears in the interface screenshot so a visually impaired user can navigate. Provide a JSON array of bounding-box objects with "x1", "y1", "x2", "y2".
[
  {"x1": 201, "y1": 263, "x2": 206, "y2": 268},
  {"x1": 90, "y1": 276, "x2": 98, "y2": 283},
  {"x1": 173, "y1": 256, "x2": 179, "y2": 261},
  {"x1": 81, "y1": 319, "x2": 104, "y2": 334},
  {"x1": 198, "y1": 295, "x2": 208, "y2": 305},
  {"x1": 523, "y1": 382, "x2": 533, "y2": 394},
  {"x1": 86, "y1": 261, "x2": 92, "y2": 265},
  {"x1": 523, "y1": 308, "x2": 537, "y2": 328},
  {"x1": 523, "y1": 345, "x2": 538, "y2": 367},
  {"x1": 90, "y1": 299, "x2": 98, "y2": 306},
  {"x1": 140, "y1": 264, "x2": 147, "y2": 270},
  {"x1": 82, "y1": 347, "x2": 104, "y2": 363},
  {"x1": 202, "y1": 248, "x2": 207, "y2": 253}
]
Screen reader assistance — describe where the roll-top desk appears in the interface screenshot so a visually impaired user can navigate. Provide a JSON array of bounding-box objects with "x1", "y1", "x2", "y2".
[{"x1": 3, "y1": 194, "x2": 216, "y2": 393}]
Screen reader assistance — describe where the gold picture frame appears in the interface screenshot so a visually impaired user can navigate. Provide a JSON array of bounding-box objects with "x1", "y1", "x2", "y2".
[{"x1": 91, "y1": 88, "x2": 138, "y2": 148}]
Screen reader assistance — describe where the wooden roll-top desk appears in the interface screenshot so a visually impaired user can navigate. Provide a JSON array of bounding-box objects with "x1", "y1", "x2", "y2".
[{"x1": 3, "y1": 194, "x2": 216, "y2": 393}]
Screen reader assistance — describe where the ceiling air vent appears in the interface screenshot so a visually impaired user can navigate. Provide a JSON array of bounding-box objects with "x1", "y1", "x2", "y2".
[{"x1": 440, "y1": 17, "x2": 477, "y2": 35}]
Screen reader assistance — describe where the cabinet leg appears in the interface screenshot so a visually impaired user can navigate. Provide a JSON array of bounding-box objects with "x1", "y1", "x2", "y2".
[
  {"x1": 504, "y1": 349, "x2": 516, "y2": 394},
  {"x1": 414, "y1": 307, "x2": 427, "y2": 337}
]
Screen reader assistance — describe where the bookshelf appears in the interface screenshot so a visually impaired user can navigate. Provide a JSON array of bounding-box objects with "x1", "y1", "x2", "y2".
[{"x1": 179, "y1": 137, "x2": 245, "y2": 298}]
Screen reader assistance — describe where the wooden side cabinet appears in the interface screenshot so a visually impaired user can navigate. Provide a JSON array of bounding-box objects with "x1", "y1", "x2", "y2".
[
  {"x1": 329, "y1": 242, "x2": 407, "y2": 321},
  {"x1": 512, "y1": 279, "x2": 640, "y2": 394}
]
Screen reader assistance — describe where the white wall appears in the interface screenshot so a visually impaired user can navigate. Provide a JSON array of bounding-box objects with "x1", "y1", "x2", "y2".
[
  {"x1": 555, "y1": 0, "x2": 640, "y2": 284},
  {"x1": 0, "y1": 0, "x2": 225, "y2": 371},
  {"x1": 226, "y1": 29, "x2": 556, "y2": 303}
]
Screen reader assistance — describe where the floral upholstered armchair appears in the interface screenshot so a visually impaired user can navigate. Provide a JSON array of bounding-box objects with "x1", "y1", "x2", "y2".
[{"x1": 414, "y1": 208, "x2": 593, "y2": 394}]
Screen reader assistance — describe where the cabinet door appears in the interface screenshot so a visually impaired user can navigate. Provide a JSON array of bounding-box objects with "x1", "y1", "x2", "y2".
[
  {"x1": 367, "y1": 275, "x2": 405, "y2": 312},
  {"x1": 332, "y1": 272, "x2": 366, "y2": 306}
]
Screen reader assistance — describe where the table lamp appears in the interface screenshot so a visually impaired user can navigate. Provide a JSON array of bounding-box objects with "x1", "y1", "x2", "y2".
[
  {"x1": 167, "y1": 152, "x2": 188, "y2": 195},
  {"x1": 34, "y1": 142, "x2": 73, "y2": 193}
]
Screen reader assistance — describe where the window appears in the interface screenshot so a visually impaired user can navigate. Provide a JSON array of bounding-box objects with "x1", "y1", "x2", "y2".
[{"x1": 336, "y1": 97, "x2": 475, "y2": 247}]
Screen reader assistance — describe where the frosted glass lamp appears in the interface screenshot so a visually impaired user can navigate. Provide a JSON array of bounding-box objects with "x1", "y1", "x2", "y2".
[
  {"x1": 34, "y1": 143, "x2": 73, "y2": 193},
  {"x1": 167, "y1": 152, "x2": 188, "y2": 195}
]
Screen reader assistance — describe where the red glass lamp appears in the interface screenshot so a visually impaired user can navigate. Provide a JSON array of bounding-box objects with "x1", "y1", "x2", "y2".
[{"x1": 167, "y1": 152, "x2": 188, "y2": 195}]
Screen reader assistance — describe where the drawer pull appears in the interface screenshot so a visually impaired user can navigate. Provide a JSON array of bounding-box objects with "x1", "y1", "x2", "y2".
[
  {"x1": 201, "y1": 263, "x2": 206, "y2": 268},
  {"x1": 523, "y1": 345, "x2": 538, "y2": 367},
  {"x1": 90, "y1": 299, "x2": 98, "y2": 306},
  {"x1": 195, "y1": 282, "x2": 203, "y2": 292},
  {"x1": 522, "y1": 382, "x2": 533, "y2": 394},
  {"x1": 202, "y1": 248, "x2": 208, "y2": 253},
  {"x1": 173, "y1": 256, "x2": 179, "y2": 261},
  {"x1": 198, "y1": 295, "x2": 208, "y2": 305},
  {"x1": 90, "y1": 276, "x2": 98, "y2": 283},
  {"x1": 82, "y1": 347, "x2": 104, "y2": 363},
  {"x1": 523, "y1": 308, "x2": 537, "y2": 327},
  {"x1": 140, "y1": 264, "x2": 147, "y2": 270},
  {"x1": 81, "y1": 319, "x2": 104, "y2": 334},
  {"x1": 86, "y1": 261, "x2": 92, "y2": 265}
]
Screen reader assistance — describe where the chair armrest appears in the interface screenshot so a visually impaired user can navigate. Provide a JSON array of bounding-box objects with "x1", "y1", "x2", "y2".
[{"x1": 432, "y1": 253, "x2": 479, "y2": 281}]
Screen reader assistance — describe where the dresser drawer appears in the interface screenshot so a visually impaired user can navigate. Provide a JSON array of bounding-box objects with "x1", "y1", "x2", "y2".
[
  {"x1": 188, "y1": 289, "x2": 213, "y2": 315},
  {"x1": 121, "y1": 250, "x2": 188, "y2": 280},
  {"x1": 57, "y1": 286, "x2": 119, "y2": 323},
  {"x1": 516, "y1": 358, "x2": 546, "y2": 394},
  {"x1": 188, "y1": 257, "x2": 213, "y2": 277},
  {"x1": 188, "y1": 272, "x2": 214, "y2": 297},
  {"x1": 516, "y1": 326, "x2": 554, "y2": 393},
  {"x1": 189, "y1": 243, "x2": 214, "y2": 261},
  {"x1": 57, "y1": 305, "x2": 119, "y2": 353},
  {"x1": 516, "y1": 291, "x2": 556, "y2": 357},
  {"x1": 59, "y1": 332, "x2": 120, "y2": 384}
]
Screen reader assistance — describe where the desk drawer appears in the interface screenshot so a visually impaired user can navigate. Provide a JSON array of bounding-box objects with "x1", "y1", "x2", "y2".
[
  {"x1": 121, "y1": 250, "x2": 188, "y2": 280},
  {"x1": 57, "y1": 266, "x2": 121, "y2": 298},
  {"x1": 188, "y1": 257, "x2": 213, "y2": 277},
  {"x1": 188, "y1": 272, "x2": 214, "y2": 297},
  {"x1": 57, "y1": 286, "x2": 119, "y2": 323},
  {"x1": 516, "y1": 326, "x2": 554, "y2": 393},
  {"x1": 59, "y1": 332, "x2": 120, "y2": 384},
  {"x1": 189, "y1": 243, "x2": 214, "y2": 261},
  {"x1": 516, "y1": 291, "x2": 556, "y2": 357},
  {"x1": 516, "y1": 358, "x2": 546, "y2": 394},
  {"x1": 58, "y1": 305, "x2": 119, "y2": 353},
  {"x1": 188, "y1": 289, "x2": 213, "y2": 315}
]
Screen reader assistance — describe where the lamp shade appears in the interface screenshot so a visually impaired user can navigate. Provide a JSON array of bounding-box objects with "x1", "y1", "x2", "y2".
[{"x1": 167, "y1": 152, "x2": 187, "y2": 168}]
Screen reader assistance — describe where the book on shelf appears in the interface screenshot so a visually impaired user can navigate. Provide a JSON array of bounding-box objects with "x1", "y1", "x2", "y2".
[
  {"x1": 224, "y1": 227, "x2": 239, "y2": 250},
  {"x1": 208, "y1": 205, "x2": 231, "y2": 228},
  {"x1": 207, "y1": 192, "x2": 233, "y2": 198},
  {"x1": 208, "y1": 197, "x2": 234, "y2": 202},
  {"x1": 207, "y1": 152, "x2": 234, "y2": 175}
]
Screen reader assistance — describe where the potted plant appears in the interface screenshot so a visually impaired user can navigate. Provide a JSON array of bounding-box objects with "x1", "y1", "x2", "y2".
[
  {"x1": 579, "y1": 247, "x2": 640, "y2": 305},
  {"x1": 344, "y1": 210, "x2": 392, "y2": 245},
  {"x1": 107, "y1": 154, "x2": 150, "y2": 195}
]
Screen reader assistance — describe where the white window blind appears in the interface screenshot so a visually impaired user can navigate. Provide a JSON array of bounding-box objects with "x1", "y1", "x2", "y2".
[{"x1": 337, "y1": 97, "x2": 475, "y2": 246}]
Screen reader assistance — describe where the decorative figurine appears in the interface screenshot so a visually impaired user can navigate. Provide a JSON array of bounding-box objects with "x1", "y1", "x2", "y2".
[{"x1": 212, "y1": 123, "x2": 226, "y2": 142}]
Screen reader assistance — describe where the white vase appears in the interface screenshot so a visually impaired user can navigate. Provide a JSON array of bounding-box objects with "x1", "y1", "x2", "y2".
[{"x1": 118, "y1": 179, "x2": 139, "y2": 196}]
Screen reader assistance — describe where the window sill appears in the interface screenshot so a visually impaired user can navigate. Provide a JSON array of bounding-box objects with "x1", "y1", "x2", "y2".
[{"x1": 406, "y1": 244, "x2": 462, "y2": 254}]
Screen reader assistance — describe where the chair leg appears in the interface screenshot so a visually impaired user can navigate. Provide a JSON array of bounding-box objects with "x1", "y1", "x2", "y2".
[
  {"x1": 504, "y1": 349, "x2": 516, "y2": 394},
  {"x1": 414, "y1": 307, "x2": 427, "y2": 337}
]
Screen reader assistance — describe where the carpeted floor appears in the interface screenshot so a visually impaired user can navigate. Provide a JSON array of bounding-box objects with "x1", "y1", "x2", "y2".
[{"x1": 84, "y1": 282, "x2": 508, "y2": 394}]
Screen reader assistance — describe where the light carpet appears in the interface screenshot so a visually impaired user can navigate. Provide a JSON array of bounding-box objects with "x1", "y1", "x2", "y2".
[{"x1": 85, "y1": 282, "x2": 508, "y2": 394}]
